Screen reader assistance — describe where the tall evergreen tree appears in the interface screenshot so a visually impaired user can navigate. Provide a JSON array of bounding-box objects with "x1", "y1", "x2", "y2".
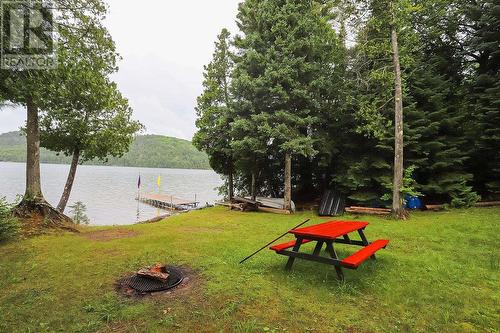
[
  {"x1": 193, "y1": 29, "x2": 236, "y2": 199},
  {"x1": 464, "y1": 0, "x2": 500, "y2": 198},
  {"x1": 403, "y1": 0, "x2": 482, "y2": 205},
  {"x1": 404, "y1": 39, "x2": 475, "y2": 204},
  {"x1": 337, "y1": 0, "x2": 480, "y2": 208},
  {"x1": 193, "y1": 0, "x2": 496, "y2": 208},
  {"x1": 232, "y1": 0, "x2": 342, "y2": 209},
  {"x1": 335, "y1": 0, "x2": 403, "y2": 205}
]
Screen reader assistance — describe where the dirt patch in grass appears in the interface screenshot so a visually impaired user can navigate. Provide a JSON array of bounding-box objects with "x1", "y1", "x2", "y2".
[{"x1": 82, "y1": 229, "x2": 139, "y2": 241}]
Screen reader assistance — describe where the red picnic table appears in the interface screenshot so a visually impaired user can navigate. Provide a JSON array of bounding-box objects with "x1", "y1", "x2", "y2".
[{"x1": 270, "y1": 220, "x2": 389, "y2": 281}]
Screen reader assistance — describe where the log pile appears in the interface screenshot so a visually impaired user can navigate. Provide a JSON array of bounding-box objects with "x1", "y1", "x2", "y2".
[
  {"x1": 425, "y1": 201, "x2": 500, "y2": 211},
  {"x1": 345, "y1": 206, "x2": 391, "y2": 216},
  {"x1": 425, "y1": 204, "x2": 444, "y2": 211},
  {"x1": 475, "y1": 201, "x2": 500, "y2": 207}
]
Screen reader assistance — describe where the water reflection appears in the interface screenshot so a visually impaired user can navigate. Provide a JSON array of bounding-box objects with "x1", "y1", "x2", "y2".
[{"x1": 0, "y1": 162, "x2": 222, "y2": 225}]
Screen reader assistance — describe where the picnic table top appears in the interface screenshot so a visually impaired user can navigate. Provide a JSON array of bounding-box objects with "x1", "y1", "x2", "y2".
[{"x1": 290, "y1": 220, "x2": 369, "y2": 240}]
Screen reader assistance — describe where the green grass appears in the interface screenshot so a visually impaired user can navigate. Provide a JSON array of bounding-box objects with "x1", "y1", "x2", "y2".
[{"x1": 0, "y1": 207, "x2": 499, "y2": 332}]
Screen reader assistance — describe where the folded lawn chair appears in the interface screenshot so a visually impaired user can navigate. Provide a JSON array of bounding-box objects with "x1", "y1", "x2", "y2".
[{"x1": 318, "y1": 189, "x2": 345, "y2": 216}]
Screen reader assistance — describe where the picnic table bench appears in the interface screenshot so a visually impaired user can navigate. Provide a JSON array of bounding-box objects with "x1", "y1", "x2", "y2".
[{"x1": 270, "y1": 220, "x2": 389, "y2": 280}]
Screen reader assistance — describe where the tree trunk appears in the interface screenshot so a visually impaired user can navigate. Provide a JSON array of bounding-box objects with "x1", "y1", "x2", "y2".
[
  {"x1": 13, "y1": 98, "x2": 77, "y2": 234},
  {"x1": 284, "y1": 153, "x2": 292, "y2": 211},
  {"x1": 57, "y1": 148, "x2": 80, "y2": 213},
  {"x1": 391, "y1": 28, "x2": 405, "y2": 219},
  {"x1": 24, "y1": 97, "x2": 44, "y2": 202},
  {"x1": 251, "y1": 171, "x2": 256, "y2": 201},
  {"x1": 228, "y1": 165, "x2": 234, "y2": 201}
]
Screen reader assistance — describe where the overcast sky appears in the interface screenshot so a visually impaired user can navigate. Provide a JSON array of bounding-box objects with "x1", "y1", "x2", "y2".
[{"x1": 0, "y1": 0, "x2": 241, "y2": 140}]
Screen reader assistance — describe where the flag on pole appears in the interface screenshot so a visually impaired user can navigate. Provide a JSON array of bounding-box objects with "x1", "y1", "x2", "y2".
[
  {"x1": 137, "y1": 175, "x2": 141, "y2": 189},
  {"x1": 157, "y1": 175, "x2": 161, "y2": 188}
]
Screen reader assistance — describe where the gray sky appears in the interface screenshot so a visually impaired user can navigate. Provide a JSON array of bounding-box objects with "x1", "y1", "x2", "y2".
[{"x1": 0, "y1": 0, "x2": 241, "y2": 140}]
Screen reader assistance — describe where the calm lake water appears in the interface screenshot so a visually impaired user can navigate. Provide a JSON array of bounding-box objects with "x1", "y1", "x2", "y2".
[{"x1": 0, "y1": 162, "x2": 222, "y2": 225}]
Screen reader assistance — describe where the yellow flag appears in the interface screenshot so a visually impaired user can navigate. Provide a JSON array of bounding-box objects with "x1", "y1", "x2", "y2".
[{"x1": 157, "y1": 175, "x2": 161, "y2": 188}]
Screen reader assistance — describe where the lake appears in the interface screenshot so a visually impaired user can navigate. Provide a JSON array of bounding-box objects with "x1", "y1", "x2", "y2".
[{"x1": 0, "y1": 162, "x2": 222, "y2": 225}]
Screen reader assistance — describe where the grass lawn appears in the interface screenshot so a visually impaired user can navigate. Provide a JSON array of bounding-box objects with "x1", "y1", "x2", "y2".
[{"x1": 0, "y1": 207, "x2": 499, "y2": 332}]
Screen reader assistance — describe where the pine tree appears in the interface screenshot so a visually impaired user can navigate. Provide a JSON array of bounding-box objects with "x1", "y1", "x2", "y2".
[
  {"x1": 232, "y1": 0, "x2": 342, "y2": 208},
  {"x1": 465, "y1": 0, "x2": 500, "y2": 198},
  {"x1": 405, "y1": 54, "x2": 474, "y2": 203},
  {"x1": 68, "y1": 201, "x2": 90, "y2": 225},
  {"x1": 389, "y1": 0, "x2": 479, "y2": 206},
  {"x1": 336, "y1": 0, "x2": 481, "y2": 208},
  {"x1": 193, "y1": 29, "x2": 236, "y2": 199},
  {"x1": 335, "y1": 0, "x2": 402, "y2": 205}
]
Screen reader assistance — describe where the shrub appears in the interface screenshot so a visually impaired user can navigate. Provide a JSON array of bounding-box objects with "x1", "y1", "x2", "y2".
[
  {"x1": 400, "y1": 165, "x2": 422, "y2": 202},
  {"x1": 69, "y1": 201, "x2": 90, "y2": 225},
  {"x1": 381, "y1": 165, "x2": 422, "y2": 205},
  {"x1": 451, "y1": 179, "x2": 481, "y2": 208},
  {"x1": 0, "y1": 197, "x2": 20, "y2": 242}
]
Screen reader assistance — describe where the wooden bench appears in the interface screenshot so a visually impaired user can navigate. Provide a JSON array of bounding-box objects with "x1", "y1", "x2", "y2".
[
  {"x1": 270, "y1": 239, "x2": 312, "y2": 252},
  {"x1": 341, "y1": 239, "x2": 389, "y2": 269}
]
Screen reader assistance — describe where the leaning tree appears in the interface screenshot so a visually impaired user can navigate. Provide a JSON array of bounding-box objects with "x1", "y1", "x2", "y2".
[{"x1": 40, "y1": 82, "x2": 142, "y2": 213}]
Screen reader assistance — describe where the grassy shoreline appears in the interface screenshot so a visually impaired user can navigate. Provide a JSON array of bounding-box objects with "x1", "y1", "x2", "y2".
[{"x1": 1, "y1": 207, "x2": 498, "y2": 332}]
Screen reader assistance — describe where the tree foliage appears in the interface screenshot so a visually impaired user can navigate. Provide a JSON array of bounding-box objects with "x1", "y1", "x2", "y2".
[
  {"x1": 0, "y1": 197, "x2": 19, "y2": 243},
  {"x1": 68, "y1": 201, "x2": 90, "y2": 225},
  {"x1": 193, "y1": 29, "x2": 235, "y2": 176},
  {"x1": 0, "y1": 0, "x2": 141, "y2": 223},
  {"x1": 194, "y1": 0, "x2": 499, "y2": 207}
]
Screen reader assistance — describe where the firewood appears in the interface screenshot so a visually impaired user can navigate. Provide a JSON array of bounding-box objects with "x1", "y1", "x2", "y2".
[
  {"x1": 345, "y1": 207, "x2": 390, "y2": 216},
  {"x1": 475, "y1": 201, "x2": 500, "y2": 207},
  {"x1": 425, "y1": 204, "x2": 444, "y2": 211},
  {"x1": 349, "y1": 206, "x2": 391, "y2": 212},
  {"x1": 137, "y1": 263, "x2": 169, "y2": 282}
]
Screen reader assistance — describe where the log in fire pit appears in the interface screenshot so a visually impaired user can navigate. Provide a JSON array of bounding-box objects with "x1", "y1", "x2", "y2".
[{"x1": 121, "y1": 264, "x2": 184, "y2": 294}]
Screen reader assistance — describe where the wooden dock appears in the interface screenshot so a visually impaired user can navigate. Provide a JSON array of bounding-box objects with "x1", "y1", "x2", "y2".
[{"x1": 137, "y1": 193, "x2": 199, "y2": 210}]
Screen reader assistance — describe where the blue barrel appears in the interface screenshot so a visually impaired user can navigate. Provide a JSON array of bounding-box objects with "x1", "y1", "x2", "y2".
[{"x1": 406, "y1": 196, "x2": 422, "y2": 210}]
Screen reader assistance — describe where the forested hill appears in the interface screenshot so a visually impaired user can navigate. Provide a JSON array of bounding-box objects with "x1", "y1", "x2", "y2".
[{"x1": 0, "y1": 131, "x2": 211, "y2": 170}]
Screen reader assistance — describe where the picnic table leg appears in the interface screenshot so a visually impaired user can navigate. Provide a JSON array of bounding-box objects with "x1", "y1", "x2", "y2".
[
  {"x1": 285, "y1": 237, "x2": 304, "y2": 271},
  {"x1": 325, "y1": 241, "x2": 344, "y2": 281},
  {"x1": 312, "y1": 241, "x2": 324, "y2": 256},
  {"x1": 358, "y1": 229, "x2": 376, "y2": 260}
]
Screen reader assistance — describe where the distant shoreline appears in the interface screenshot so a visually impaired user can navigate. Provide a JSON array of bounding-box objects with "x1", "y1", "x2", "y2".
[{"x1": 0, "y1": 131, "x2": 212, "y2": 170}]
